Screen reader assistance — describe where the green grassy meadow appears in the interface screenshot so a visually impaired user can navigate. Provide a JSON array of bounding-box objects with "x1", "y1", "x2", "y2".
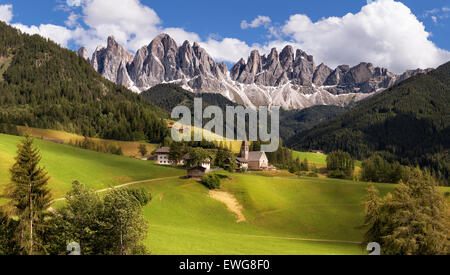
[
  {"x1": 0, "y1": 134, "x2": 184, "y2": 198},
  {"x1": 16, "y1": 126, "x2": 159, "y2": 158},
  {"x1": 1, "y1": 133, "x2": 448, "y2": 255},
  {"x1": 291, "y1": 150, "x2": 362, "y2": 169}
]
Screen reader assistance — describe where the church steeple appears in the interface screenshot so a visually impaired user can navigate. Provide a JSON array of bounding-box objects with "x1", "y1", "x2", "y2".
[{"x1": 241, "y1": 140, "x2": 249, "y2": 160}]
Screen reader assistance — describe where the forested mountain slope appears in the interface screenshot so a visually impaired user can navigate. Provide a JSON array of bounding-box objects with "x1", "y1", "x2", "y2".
[
  {"x1": 288, "y1": 61, "x2": 450, "y2": 183},
  {"x1": 141, "y1": 84, "x2": 238, "y2": 113},
  {"x1": 0, "y1": 22, "x2": 167, "y2": 142},
  {"x1": 142, "y1": 84, "x2": 349, "y2": 141}
]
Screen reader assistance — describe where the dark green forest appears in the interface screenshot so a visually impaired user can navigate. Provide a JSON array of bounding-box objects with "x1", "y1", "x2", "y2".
[
  {"x1": 143, "y1": 84, "x2": 348, "y2": 141},
  {"x1": 287, "y1": 62, "x2": 450, "y2": 184},
  {"x1": 0, "y1": 22, "x2": 167, "y2": 143},
  {"x1": 142, "y1": 83, "x2": 238, "y2": 113},
  {"x1": 279, "y1": 106, "x2": 348, "y2": 140}
]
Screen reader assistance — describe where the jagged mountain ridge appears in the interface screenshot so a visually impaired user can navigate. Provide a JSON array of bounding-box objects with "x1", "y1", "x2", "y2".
[{"x1": 80, "y1": 34, "x2": 431, "y2": 110}]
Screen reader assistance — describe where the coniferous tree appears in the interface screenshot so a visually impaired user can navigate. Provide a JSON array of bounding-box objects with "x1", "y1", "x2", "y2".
[
  {"x1": 361, "y1": 184, "x2": 382, "y2": 247},
  {"x1": 138, "y1": 144, "x2": 148, "y2": 157},
  {"x1": 362, "y1": 169, "x2": 449, "y2": 255},
  {"x1": 6, "y1": 136, "x2": 52, "y2": 255},
  {"x1": 169, "y1": 142, "x2": 184, "y2": 166},
  {"x1": 0, "y1": 210, "x2": 20, "y2": 255}
]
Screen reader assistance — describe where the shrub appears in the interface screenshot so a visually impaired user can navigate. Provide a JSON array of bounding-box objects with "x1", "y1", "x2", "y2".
[
  {"x1": 201, "y1": 174, "x2": 221, "y2": 190},
  {"x1": 307, "y1": 172, "x2": 319, "y2": 178},
  {"x1": 327, "y1": 150, "x2": 355, "y2": 179},
  {"x1": 126, "y1": 188, "x2": 152, "y2": 206},
  {"x1": 328, "y1": 170, "x2": 347, "y2": 179}
]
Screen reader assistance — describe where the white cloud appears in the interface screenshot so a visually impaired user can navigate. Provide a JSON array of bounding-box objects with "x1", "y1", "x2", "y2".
[
  {"x1": 65, "y1": 12, "x2": 79, "y2": 28},
  {"x1": 163, "y1": 28, "x2": 200, "y2": 46},
  {"x1": 0, "y1": 4, "x2": 13, "y2": 23},
  {"x1": 423, "y1": 5, "x2": 450, "y2": 24},
  {"x1": 74, "y1": 0, "x2": 162, "y2": 53},
  {"x1": 201, "y1": 38, "x2": 253, "y2": 63},
  {"x1": 3, "y1": 0, "x2": 450, "y2": 74},
  {"x1": 281, "y1": 0, "x2": 450, "y2": 73},
  {"x1": 12, "y1": 23, "x2": 74, "y2": 47},
  {"x1": 66, "y1": 0, "x2": 84, "y2": 7},
  {"x1": 241, "y1": 16, "x2": 272, "y2": 29}
]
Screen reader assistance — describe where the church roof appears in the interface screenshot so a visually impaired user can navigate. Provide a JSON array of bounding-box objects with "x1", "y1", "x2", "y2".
[
  {"x1": 247, "y1": 152, "x2": 266, "y2": 161},
  {"x1": 236, "y1": 157, "x2": 248, "y2": 163}
]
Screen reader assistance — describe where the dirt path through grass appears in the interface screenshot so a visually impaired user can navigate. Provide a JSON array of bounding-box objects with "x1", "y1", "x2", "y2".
[
  {"x1": 209, "y1": 190, "x2": 246, "y2": 223},
  {"x1": 52, "y1": 176, "x2": 181, "y2": 202}
]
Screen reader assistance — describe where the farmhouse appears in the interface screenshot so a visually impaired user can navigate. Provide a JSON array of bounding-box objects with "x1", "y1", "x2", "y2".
[
  {"x1": 153, "y1": 147, "x2": 211, "y2": 171},
  {"x1": 184, "y1": 153, "x2": 212, "y2": 172},
  {"x1": 187, "y1": 166, "x2": 207, "y2": 178},
  {"x1": 154, "y1": 147, "x2": 171, "y2": 165},
  {"x1": 237, "y1": 141, "x2": 270, "y2": 170}
]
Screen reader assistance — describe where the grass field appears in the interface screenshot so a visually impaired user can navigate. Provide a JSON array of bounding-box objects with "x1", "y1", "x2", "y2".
[
  {"x1": 291, "y1": 150, "x2": 362, "y2": 168},
  {"x1": 1, "y1": 133, "x2": 448, "y2": 255},
  {"x1": 133, "y1": 175, "x2": 377, "y2": 255},
  {"x1": 17, "y1": 126, "x2": 159, "y2": 158},
  {"x1": 0, "y1": 134, "x2": 184, "y2": 198},
  {"x1": 291, "y1": 151, "x2": 328, "y2": 168}
]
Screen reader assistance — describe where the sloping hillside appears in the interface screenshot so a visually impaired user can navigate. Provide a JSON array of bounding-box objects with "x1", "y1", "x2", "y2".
[
  {"x1": 0, "y1": 22, "x2": 167, "y2": 143},
  {"x1": 142, "y1": 84, "x2": 238, "y2": 113},
  {"x1": 288, "y1": 61, "x2": 450, "y2": 183},
  {"x1": 143, "y1": 83, "x2": 349, "y2": 141}
]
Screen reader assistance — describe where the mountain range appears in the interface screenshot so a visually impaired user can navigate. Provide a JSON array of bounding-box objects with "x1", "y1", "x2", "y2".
[
  {"x1": 79, "y1": 34, "x2": 431, "y2": 110},
  {"x1": 0, "y1": 21, "x2": 167, "y2": 143},
  {"x1": 287, "y1": 61, "x2": 450, "y2": 184}
]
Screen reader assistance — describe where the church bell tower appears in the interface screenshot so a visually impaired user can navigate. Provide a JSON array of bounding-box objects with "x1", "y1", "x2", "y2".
[{"x1": 241, "y1": 141, "x2": 249, "y2": 160}]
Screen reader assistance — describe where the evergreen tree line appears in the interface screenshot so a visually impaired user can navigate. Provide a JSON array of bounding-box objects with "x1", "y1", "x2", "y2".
[
  {"x1": 0, "y1": 22, "x2": 168, "y2": 144},
  {"x1": 0, "y1": 136, "x2": 149, "y2": 255},
  {"x1": 360, "y1": 153, "x2": 406, "y2": 183},
  {"x1": 288, "y1": 62, "x2": 450, "y2": 185},
  {"x1": 326, "y1": 150, "x2": 355, "y2": 179},
  {"x1": 362, "y1": 168, "x2": 449, "y2": 255},
  {"x1": 69, "y1": 137, "x2": 124, "y2": 156},
  {"x1": 164, "y1": 140, "x2": 238, "y2": 172}
]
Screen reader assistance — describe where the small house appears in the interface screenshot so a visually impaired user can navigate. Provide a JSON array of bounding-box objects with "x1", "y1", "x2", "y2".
[
  {"x1": 187, "y1": 166, "x2": 207, "y2": 178},
  {"x1": 184, "y1": 153, "x2": 212, "y2": 172},
  {"x1": 154, "y1": 147, "x2": 171, "y2": 165}
]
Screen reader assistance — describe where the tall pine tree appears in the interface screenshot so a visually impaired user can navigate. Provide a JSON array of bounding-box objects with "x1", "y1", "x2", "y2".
[
  {"x1": 6, "y1": 136, "x2": 52, "y2": 255},
  {"x1": 362, "y1": 169, "x2": 448, "y2": 255}
]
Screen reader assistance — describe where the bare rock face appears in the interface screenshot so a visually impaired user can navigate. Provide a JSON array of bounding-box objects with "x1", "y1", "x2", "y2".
[
  {"x1": 396, "y1": 68, "x2": 433, "y2": 84},
  {"x1": 85, "y1": 33, "x2": 432, "y2": 110},
  {"x1": 125, "y1": 34, "x2": 228, "y2": 92},
  {"x1": 233, "y1": 50, "x2": 263, "y2": 84},
  {"x1": 77, "y1": 47, "x2": 89, "y2": 61},
  {"x1": 313, "y1": 63, "x2": 332, "y2": 86},
  {"x1": 230, "y1": 58, "x2": 246, "y2": 81},
  {"x1": 292, "y1": 49, "x2": 315, "y2": 86},
  {"x1": 116, "y1": 61, "x2": 133, "y2": 88},
  {"x1": 90, "y1": 36, "x2": 134, "y2": 85},
  {"x1": 279, "y1": 45, "x2": 295, "y2": 73}
]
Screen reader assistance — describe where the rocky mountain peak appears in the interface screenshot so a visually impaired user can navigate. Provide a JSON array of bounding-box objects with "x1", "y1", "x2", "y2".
[
  {"x1": 107, "y1": 35, "x2": 118, "y2": 48},
  {"x1": 280, "y1": 45, "x2": 295, "y2": 71},
  {"x1": 84, "y1": 33, "x2": 432, "y2": 110},
  {"x1": 77, "y1": 47, "x2": 89, "y2": 61}
]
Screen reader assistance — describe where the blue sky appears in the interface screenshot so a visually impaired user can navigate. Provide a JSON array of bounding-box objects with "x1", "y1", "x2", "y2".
[{"x1": 1, "y1": 0, "x2": 449, "y2": 73}]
